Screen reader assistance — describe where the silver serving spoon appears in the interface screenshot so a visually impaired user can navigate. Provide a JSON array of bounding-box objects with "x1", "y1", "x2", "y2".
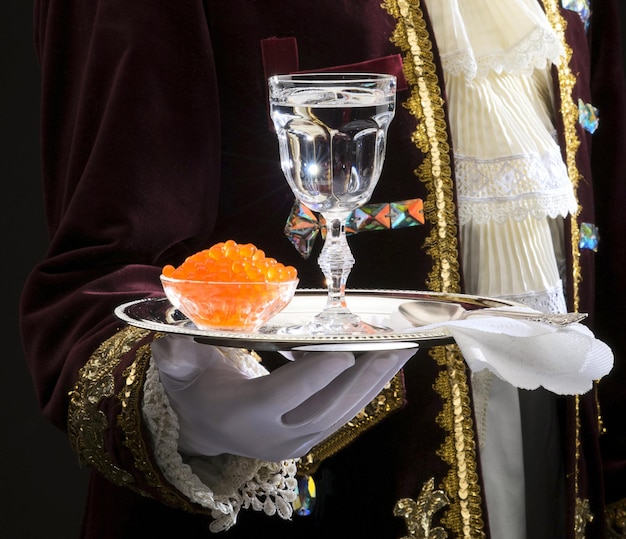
[{"x1": 398, "y1": 300, "x2": 588, "y2": 327}]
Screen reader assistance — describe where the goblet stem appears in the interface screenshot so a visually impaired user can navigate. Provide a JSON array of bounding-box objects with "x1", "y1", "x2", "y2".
[
  {"x1": 319, "y1": 212, "x2": 354, "y2": 307},
  {"x1": 308, "y1": 211, "x2": 363, "y2": 332}
]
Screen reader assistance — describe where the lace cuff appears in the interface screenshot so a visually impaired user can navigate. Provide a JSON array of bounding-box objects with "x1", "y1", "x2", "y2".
[{"x1": 142, "y1": 359, "x2": 298, "y2": 533}]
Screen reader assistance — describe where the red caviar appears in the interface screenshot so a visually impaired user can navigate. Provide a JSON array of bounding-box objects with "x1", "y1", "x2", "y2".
[
  {"x1": 162, "y1": 240, "x2": 298, "y2": 282},
  {"x1": 160, "y1": 241, "x2": 298, "y2": 331}
]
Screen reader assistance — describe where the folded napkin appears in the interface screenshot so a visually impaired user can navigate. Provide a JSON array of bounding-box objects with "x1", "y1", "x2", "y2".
[{"x1": 391, "y1": 306, "x2": 614, "y2": 395}]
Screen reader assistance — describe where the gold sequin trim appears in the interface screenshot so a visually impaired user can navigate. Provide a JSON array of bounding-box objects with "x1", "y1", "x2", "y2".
[
  {"x1": 594, "y1": 383, "x2": 606, "y2": 435},
  {"x1": 542, "y1": 0, "x2": 583, "y2": 313},
  {"x1": 382, "y1": 0, "x2": 460, "y2": 295},
  {"x1": 606, "y1": 498, "x2": 626, "y2": 538},
  {"x1": 394, "y1": 477, "x2": 450, "y2": 538},
  {"x1": 571, "y1": 393, "x2": 594, "y2": 537},
  {"x1": 68, "y1": 326, "x2": 199, "y2": 512},
  {"x1": 297, "y1": 373, "x2": 406, "y2": 475},
  {"x1": 433, "y1": 345, "x2": 485, "y2": 538}
]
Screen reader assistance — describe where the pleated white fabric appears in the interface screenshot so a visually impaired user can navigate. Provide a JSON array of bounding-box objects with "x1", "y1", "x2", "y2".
[
  {"x1": 460, "y1": 216, "x2": 566, "y2": 312},
  {"x1": 427, "y1": 0, "x2": 575, "y2": 306},
  {"x1": 449, "y1": 70, "x2": 578, "y2": 225}
]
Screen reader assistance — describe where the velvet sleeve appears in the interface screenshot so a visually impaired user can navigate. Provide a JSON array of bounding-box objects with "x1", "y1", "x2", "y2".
[{"x1": 20, "y1": 0, "x2": 220, "y2": 498}]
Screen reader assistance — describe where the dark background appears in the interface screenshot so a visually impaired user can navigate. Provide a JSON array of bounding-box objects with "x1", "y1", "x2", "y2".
[{"x1": 2, "y1": 2, "x2": 626, "y2": 537}]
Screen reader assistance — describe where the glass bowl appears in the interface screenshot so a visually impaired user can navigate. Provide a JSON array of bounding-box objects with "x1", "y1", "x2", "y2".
[{"x1": 160, "y1": 275, "x2": 299, "y2": 332}]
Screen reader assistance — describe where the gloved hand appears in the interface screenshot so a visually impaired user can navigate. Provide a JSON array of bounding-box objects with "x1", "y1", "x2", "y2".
[{"x1": 151, "y1": 334, "x2": 415, "y2": 462}]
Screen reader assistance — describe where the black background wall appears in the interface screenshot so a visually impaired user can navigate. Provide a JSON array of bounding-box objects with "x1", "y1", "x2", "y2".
[
  {"x1": 2, "y1": 2, "x2": 626, "y2": 537},
  {"x1": 3, "y1": 4, "x2": 90, "y2": 538}
]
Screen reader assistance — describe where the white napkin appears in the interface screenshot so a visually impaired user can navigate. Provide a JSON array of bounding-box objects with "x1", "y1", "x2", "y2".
[{"x1": 391, "y1": 306, "x2": 614, "y2": 395}]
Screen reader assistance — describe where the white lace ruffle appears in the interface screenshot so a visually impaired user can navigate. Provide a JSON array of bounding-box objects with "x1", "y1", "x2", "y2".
[
  {"x1": 455, "y1": 150, "x2": 578, "y2": 225},
  {"x1": 441, "y1": 25, "x2": 562, "y2": 80},
  {"x1": 427, "y1": 0, "x2": 563, "y2": 80},
  {"x1": 142, "y1": 358, "x2": 298, "y2": 533}
]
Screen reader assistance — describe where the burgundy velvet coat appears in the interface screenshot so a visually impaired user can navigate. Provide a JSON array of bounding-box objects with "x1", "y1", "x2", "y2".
[{"x1": 21, "y1": 1, "x2": 626, "y2": 537}]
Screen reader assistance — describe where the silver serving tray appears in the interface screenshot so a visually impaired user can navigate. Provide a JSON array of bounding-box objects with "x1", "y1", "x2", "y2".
[{"x1": 115, "y1": 289, "x2": 515, "y2": 352}]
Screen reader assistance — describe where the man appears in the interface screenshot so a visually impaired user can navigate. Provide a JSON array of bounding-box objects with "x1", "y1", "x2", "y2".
[{"x1": 21, "y1": 1, "x2": 626, "y2": 537}]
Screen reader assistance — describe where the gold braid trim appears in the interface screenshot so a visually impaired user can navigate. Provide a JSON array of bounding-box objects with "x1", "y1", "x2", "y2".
[
  {"x1": 606, "y1": 498, "x2": 626, "y2": 538},
  {"x1": 542, "y1": 0, "x2": 583, "y2": 313},
  {"x1": 383, "y1": 0, "x2": 460, "y2": 295},
  {"x1": 572, "y1": 394, "x2": 593, "y2": 538},
  {"x1": 68, "y1": 326, "x2": 201, "y2": 513}
]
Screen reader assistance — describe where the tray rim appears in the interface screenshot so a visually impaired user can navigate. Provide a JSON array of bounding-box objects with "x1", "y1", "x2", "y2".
[{"x1": 114, "y1": 289, "x2": 517, "y2": 351}]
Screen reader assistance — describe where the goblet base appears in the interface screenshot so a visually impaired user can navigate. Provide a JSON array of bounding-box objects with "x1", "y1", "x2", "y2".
[{"x1": 282, "y1": 311, "x2": 392, "y2": 336}]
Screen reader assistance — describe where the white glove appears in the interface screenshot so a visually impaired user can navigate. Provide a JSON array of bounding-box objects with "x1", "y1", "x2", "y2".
[{"x1": 151, "y1": 335, "x2": 415, "y2": 462}]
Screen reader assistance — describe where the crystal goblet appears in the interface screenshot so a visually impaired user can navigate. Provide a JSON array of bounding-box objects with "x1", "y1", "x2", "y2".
[{"x1": 269, "y1": 72, "x2": 397, "y2": 334}]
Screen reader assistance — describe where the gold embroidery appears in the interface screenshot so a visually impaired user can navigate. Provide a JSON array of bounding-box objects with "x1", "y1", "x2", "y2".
[
  {"x1": 394, "y1": 477, "x2": 450, "y2": 539},
  {"x1": 575, "y1": 497, "x2": 594, "y2": 539},
  {"x1": 433, "y1": 345, "x2": 485, "y2": 538},
  {"x1": 68, "y1": 326, "x2": 141, "y2": 486},
  {"x1": 297, "y1": 373, "x2": 406, "y2": 475},
  {"x1": 68, "y1": 326, "x2": 199, "y2": 513},
  {"x1": 117, "y1": 341, "x2": 195, "y2": 509},
  {"x1": 606, "y1": 498, "x2": 626, "y2": 538}
]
